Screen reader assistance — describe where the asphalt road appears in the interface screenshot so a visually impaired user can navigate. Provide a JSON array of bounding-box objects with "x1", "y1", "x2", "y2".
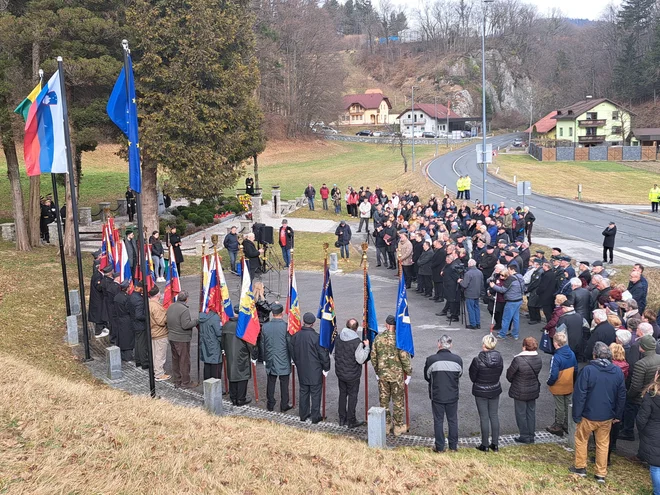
[{"x1": 427, "y1": 134, "x2": 660, "y2": 267}]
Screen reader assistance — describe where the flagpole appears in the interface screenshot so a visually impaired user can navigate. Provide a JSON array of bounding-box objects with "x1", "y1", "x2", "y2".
[
  {"x1": 120, "y1": 41, "x2": 155, "y2": 397},
  {"x1": 289, "y1": 251, "x2": 296, "y2": 408},
  {"x1": 57, "y1": 57, "x2": 91, "y2": 361},
  {"x1": 198, "y1": 236, "x2": 206, "y2": 384},
  {"x1": 212, "y1": 240, "x2": 229, "y2": 394},
  {"x1": 322, "y1": 242, "x2": 328, "y2": 421},
  {"x1": 50, "y1": 174, "x2": 71, "y2": 316},
  {"x1": 361, "y1": 242, "x2": 369, "y2": 422}
]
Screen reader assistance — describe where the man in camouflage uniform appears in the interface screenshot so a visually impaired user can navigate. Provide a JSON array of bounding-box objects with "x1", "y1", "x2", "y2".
[{"x1": 372, "y1": 314, "x2": 413, "y2": 436}]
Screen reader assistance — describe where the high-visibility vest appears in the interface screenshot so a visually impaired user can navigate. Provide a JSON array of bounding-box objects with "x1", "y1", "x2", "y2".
[
  {"x1": 465, "y1": 177, "x2": 472, "y2": 189},
  {"x1": 650, "y1": 188, "x2": 660, "y2": 201},
  {"x1": 456, "y1": 178, "x2": 464, "y2": 191}
]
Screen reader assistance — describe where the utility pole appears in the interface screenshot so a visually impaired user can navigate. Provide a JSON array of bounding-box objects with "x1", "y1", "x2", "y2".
[
  {"x1": 481, "y1": 0, "x2": 495, "y2": 206},
  {"x1": 411, "y1": 85, "x2": 417, "y2": 172},
  {"x1": 434, "y1": 95, "x2": 438, "y2": 156}
]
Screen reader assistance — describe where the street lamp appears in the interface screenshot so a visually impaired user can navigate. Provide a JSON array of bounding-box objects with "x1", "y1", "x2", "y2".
[
  {"x1": 481, "y1": 0, "x2": 494, "y2": 206},
  {"x1": 411, "y1": 85, "x2": 419, "y2": 172},
  {"x1": 434, "y1": 96, "x2": 438, "y2": 156}
]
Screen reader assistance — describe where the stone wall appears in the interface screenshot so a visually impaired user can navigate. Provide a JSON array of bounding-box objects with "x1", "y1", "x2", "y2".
[{"x1": 529, "y1": 143, "x2": 653, "y2": 162}]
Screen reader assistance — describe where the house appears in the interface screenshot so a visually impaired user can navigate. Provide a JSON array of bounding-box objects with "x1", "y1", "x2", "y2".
[
  {"x1": 632, "y1": 128, "x2": 660, "y2": 147},
  {"x1": 397, "y1": 103, "x2": 462, "y2": 137},
  {"x1": 339, "y1": 89, "x2": 392, "y2": 126},
  {"x1": 525, "y1": 110, "x2": 557, "y2": 140},
  {"x1": 552, "y1": 97, "x2": 632, "y2": 146}
]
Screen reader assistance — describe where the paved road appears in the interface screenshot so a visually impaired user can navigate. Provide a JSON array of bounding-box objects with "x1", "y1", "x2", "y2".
[{"x1": 427, "y1": 134, "x2": 660, "y2": 267}]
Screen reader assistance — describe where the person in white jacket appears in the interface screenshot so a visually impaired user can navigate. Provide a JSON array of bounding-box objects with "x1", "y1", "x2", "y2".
[{"x1": 357, "y1": 198, "x2": 372, "y2": 233}]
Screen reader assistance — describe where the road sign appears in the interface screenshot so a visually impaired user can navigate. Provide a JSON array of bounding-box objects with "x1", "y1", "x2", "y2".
[
  {"x1": 475, "y1": 144, "x2": 492, "y2": 164},
  {"x1": 517, "y1": 181, "x2": 532, "y2": 196}
]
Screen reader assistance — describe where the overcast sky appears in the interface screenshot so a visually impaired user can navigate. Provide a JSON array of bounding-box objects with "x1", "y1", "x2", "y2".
[{"x1": 527, "y1": 0, "x2": 620, "y2": 20}]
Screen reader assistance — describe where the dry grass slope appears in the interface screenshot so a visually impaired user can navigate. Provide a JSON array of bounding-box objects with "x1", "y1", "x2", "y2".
[{"x1": 0, "y1": 354, "x2": 651, "y2": 495}]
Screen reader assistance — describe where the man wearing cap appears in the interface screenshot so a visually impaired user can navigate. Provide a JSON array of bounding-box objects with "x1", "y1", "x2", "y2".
[
  {"x1": 591, "y1": 260, "x2": 610, "y2": 280},
  {"x1": 223, "y1": 304, "x2": 256, "y2": 405},
  {"x1": 128, "y1": 281, "x2": 149, "y2": 369},
  {"x1": 478, "y1": 244, "x2": 498, "y2": 287},
  {"x1": 292, "y1": 313, "x2": 330, "y2": 423},
  {"x1": 148, "y1": 285, "x2": 170, "y2": 381},
  {"x1": 334, "y1": 318, "x2": 370, "y2": 428},
  {"x1": 459, "y1": 259, "x2": 484, "y2": 329},
  {"x1": 372, "y1": 315, "x2": 412, "y2": 435},
  {"x1": 89, "y1": 250, "x2": 108, "y2": 339},
  {"x1": 602, "y1": 222, "x2": 617, "y2": 264},
  {"x1": 398, "y1": 230, "x2": 414, "y2": 287},
  {"x1": 535, "y1": 249, "x2": 546, "y2": 264},
  {"x1": 525, "y1": 258, "x2": 544, "y2": 324},
  {"x1": 560, "y1": 256, "x2": 575, "y2": 279},
  {"x1": 578, "y1": 261, "x2": 591, "y2": 287},
  {"x1": 114, "y1": 279, "x2": 134, "y2": 361},
  {"x1": 261, "y1": 303, "x2": 293, "y2": 412},
  {"x1": 557, "y1": 299, "x2": 589, "y2": 361},
  {"x1": 101, "y1": 266, "x2": 121, "y2": 345},
  {"x1": 278, "y1": 219, "x2": 294, "y2": 268},
  {"x1": 166, "y1": 290, "x2": 199, "y2": 389}
]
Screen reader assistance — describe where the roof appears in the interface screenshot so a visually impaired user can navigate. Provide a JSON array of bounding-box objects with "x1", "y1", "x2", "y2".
[
  {"x1": 552, "y1": 98, "x2": 631, "y2": 120},
  {"x1": 342, "y1": 93, "x2": 392, "y2": 111},
  {"x1": 633, "y1": 128, "x2": 660, "y2": 140},
  {"x1": 396, "y1": 103, "x2": 461, "y2": 120},
  {"x1": 525, "y1": 110, "x2": 557, "y2": 134}
]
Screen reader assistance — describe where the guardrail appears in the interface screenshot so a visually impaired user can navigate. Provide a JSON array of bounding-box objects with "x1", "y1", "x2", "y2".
[{"x1": 324, "y1": 134, "x2": 479, "y2": 146}]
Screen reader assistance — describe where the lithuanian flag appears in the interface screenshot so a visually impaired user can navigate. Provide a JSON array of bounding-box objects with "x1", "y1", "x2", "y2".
[{"x1": 14, "y1": 82, "x2": 42, "y2": 122}]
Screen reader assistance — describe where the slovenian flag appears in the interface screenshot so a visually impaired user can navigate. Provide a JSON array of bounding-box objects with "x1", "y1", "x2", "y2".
[
  {"x1": 236, "y1": 259, "x2": 260, "y2": 345},
  {"x1": 395, "y1": 274, "x2": 414, "y2": 357},
  {"x1": 14, "y1": 81, "x2": 41, "y2": 121},
  {"x1": 107, "y1": 52, "x2": 142, "y2": 193},
  {"x1": 287, "y1": 264, "x2": 301, "y2": 335},
  {"x1": 162, "y1": 245, "x2": 181, "y2": 309},
  {"x1": 318, "y1": 267, "x2": 337, "y2": 351},
  {"x1": 216, "y1": 253, "x2": 234, "y2": 324},
  {"x1": 201, "y1": 254, "x2": 222, "y2": 315},
  {"x1": 23, "y1": 71, "x2": 68, "y2": 176},
  {"x1": 364, "y1": 273, "x2": 379, "y2": 350},
  {"x1": 117, "y1": 240, "x2": 131, "y2": 283}
]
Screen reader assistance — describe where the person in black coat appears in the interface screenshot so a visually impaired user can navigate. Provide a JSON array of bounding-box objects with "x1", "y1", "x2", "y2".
[
  {"x1": 431, "y1": 240, "x2": 446, "y2": 302},
  {"x1": 291, "y1": 313, "x2": 331, "y2": 424},
  {"x1": 100, "y1": 267, "x2": 121, "y2": 345},
  {"x1": 125, "y1": 187, "x2": 136, "y2": 222},
  {"x1": 506, "y1": 337, "x2": 543, "y2": 444},
  {"x1": 602, "y1": 221, "x2": 616, "y2": 264},
  {"x1": 169, "y1": 226, "x2": 184, "y2": 274},
  {"x1": 637, "y1": 378, "x2": 660, "y2": 494},
  {"x1": 89, "y1": 250, "x2": 107, "y2": 338},
  {"x1": 241, "y1": 233, "x2": 262, "y2": 281},
  {"x1": 113, "y1": 280, "x2": 134, "y2": 361},
  {"x1": 584, "y1": 309, "x2": 617, "y2": 359},
  {"x1": 334, "y1": 318, "x2": 370, "y2": 428},
  {"x1": 536, "y1": 261, "x2": 557, "y2": 323},
  {"x1": 439, "y1": 254, "x2": 462, "y2": 322},
  {"x1": 124, "y1": 229, "x2": 138, "y2": 274},
  {"x1": 335, "y1": 220, "x2": 352, "y2": 260},
  {"x1": 469, "y1": 334, "x2": 504, "y2": 451},
  {"x1": 415, "y1": 241, "x2": 434, "y2": 297},
  {"x1": 128, "y1": 281, "x2": 149, "y2": 369}
]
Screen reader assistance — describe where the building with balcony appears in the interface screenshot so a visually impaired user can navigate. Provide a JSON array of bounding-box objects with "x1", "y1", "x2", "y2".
[
  {"x1": 553, "y1": 98, "x2": 631, "y2": 146},
  {"x1": 339, "y1": 89, "x2": 392, "y2": 126},
  {"x1": 396, "y1": 103, "x2": 462, "y2": 137}
]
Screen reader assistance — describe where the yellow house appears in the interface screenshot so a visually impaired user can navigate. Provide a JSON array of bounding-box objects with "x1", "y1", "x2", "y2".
[
  {"x1": 339, "y1": 89, "x2": 392, "y2": 126},
  {"x1": 552, "y1": 98, "x2": 632, "y2": 146},
  {"x1": 526, "y1": 110, "x2": 557, "y2": 140}
]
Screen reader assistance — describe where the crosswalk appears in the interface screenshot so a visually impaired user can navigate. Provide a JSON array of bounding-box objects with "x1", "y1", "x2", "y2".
[{"x1": 618, "y1": 246, "x2": 660, "y2": 267}]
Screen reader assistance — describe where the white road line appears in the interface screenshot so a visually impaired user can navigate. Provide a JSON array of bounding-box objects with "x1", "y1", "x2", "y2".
[
  {"x1": 612, "y1": 250, "x2": 659, "y2": 266},
  {"x1": 619, "y1": 247, "x2": 660, "y2": 263},
  {"x1": 638, "y1": 246, "x2": 660, "y2": 255}
]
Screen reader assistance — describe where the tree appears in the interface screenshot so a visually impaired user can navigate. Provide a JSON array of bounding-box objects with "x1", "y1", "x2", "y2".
[{"x1": 128, "y1": 0, "x2": 265, "y2": 227}]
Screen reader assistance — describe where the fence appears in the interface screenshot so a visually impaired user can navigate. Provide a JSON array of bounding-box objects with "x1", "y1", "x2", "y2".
[{"x1": 528, "y1": 142, "x2": 656, "y2": 162}]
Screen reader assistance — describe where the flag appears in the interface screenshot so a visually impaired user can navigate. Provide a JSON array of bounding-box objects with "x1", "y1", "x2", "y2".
[
  {"x1": 117, "y1": 240, "x2": 131, "y2": 282},
  {"x1": 395, "y1": 274, "x2": 414, "y2": 357},
  {"x1": 364, "y1": 274, "x2": 379, "y2": 348},
  {"x1": 14, "y1": 82, "x2": 41, "y2": 121},
  {"x1": 216, "y1": 253, "x2": 234, "y2": 324},
  {"x1": 287, "y1": 265, "x2": 301, "y2": 335},
  {"x1": 201, "y1": 254, "x2": 222, "y2": 315},
  {"x1": 318, "y1": 268, "x2": 337, "y2": 351},
  {"x1": 107, "y1": 53, "x2": 141, "y2": 193},
  {"x1": 162, "y1": 245, "x2": 181, "y2": 309},
  {"x1": 145, "y1": 243, "x2": 156, "y2": 291},
  {"x1": 236, "y1": 259, "x2": 261, "y2": 345},
  {"x1": 23, "y1": 71, "x2": 68, "y2": 176}
]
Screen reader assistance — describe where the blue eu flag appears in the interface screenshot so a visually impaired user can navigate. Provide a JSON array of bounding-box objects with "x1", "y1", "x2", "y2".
[
  {"x1": 395, "y1": 273, "x2": 414, "y2": 357},
  {"x1": 107, "y1": 53, "x2": 141, "y2": 193},
  {"x1": 318, "y1": 268, "x2": 337, "y2": 351},
  {"x1": 364, "y1": 273, "x2": 379, "y2": 346}
]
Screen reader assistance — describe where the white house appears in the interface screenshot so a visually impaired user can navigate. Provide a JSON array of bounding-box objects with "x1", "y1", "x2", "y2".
[{"x1": 397, "y1": 103, "x2": 462, "y2": 137}]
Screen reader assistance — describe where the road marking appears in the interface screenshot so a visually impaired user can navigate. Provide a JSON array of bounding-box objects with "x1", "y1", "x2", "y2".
[
  {"x1": 637, "y1": 246, "x2": 660, "y2": 255},
  {"x1": 619, "y1": 247, "x2": 660, "y2": 263}
]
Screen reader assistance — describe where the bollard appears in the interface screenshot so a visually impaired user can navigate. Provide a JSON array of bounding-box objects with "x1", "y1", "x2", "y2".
[
  {"x1": 368, "y1": 407, "x2": 387, "y2": 448},
  {"x1": 252, "y1": 192, "x2": 263, "y2": 224},
  {"x1": 513, "y1": 174, "x2": 517, "y2": 185},
  {"x1": 69, "y1": 289, "x2": 81, "y2": 315},
  {"x1": 239, "y1": 219, "x2": 252, "y2": 233},
  {"x1": 329, "y1": 252, "x2": 339, "y2": 271},
  {"x1": 443, "y1": 185, "x2": 447, "y2": 196},
  {"x1": 204, "y1": 378, "x2": 224, "y2": 415},
  {"x1": 66, "y1": 315, "x2": 79, "y2": 346},
  {"x1": 116, "y1": 198, "x2": 127, "y2": 216},
  {"x1": 567, "y1": 402, "x2": 576, "y2": 448},
  {"x1": 0, "y1": 223, "x2": 16, "y2": 242},
  {"x1": 106, "y1": 345, "x2": 122, "y2": 380},
  {"x1": 78, "y1": 206, "x2": 92, "y2": 226}
]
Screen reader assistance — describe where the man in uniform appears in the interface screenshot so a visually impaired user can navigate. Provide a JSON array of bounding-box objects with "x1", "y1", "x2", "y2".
[
  {"x1": 125, "y1": 187, "x2": 136, "y2": 222},
  {"x1": 260, "y1": 303, "x2": 293, "y2": 412},
  {"x1": 89, "y1": 249, "x2": 108, "y2": 339},
  {"x1": 40, "y1": 197, "x2": 54, "y2": 243},
  {"x1": 372, "y1": 315, "x2": 412, "y2": 436},
  {"x1": 128, "y1": 281, "x2": 149, "y2": 369},
  {"x1": 100, "y1": 266, "x2": 120, "y2": 345}
]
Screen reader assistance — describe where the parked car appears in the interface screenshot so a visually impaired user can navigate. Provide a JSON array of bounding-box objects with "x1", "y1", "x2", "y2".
[
  {"x1": 356, "y1": 130, "x2": 373, "y2": 136},
  {"x1": 321, "y1": 126, "x2": 338, "y2": 135},
  {"x1": 512, "y1": 138, "x2": 524, "y2": 147},
  {"x1": 372, "y1": 131, "x2": 383, "y2": 137},
  {"x1": 421, "y1": 132, "x2": 436, "y2": 138}
]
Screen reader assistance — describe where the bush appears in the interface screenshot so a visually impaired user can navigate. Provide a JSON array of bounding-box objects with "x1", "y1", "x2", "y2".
[
  {"x1": 159, "y1": 219, "x2": 170, "y2": 236},
  {"x1": 170, "y1": 209, "x2": 181, "y2": 217},
  {"x1": 181, "y1": 209, "x2": 190, "y2": 219},
  {"x1": 176, "y1": 205, "x2": 186, "y2": 212}
]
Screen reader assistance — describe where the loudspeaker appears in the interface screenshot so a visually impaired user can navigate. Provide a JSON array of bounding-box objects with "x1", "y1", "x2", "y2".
[
  {"x1": 252, "y1": 222, "x2": 265, "y2": 243},
  {"x1": 263, "y1": 226, "x2": 274, "y2": 245}
]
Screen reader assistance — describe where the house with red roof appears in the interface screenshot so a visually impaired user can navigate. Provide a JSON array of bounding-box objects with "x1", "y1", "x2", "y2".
[
  {"x1": 525, "y1": 110, "x2": 558, "y2": 140},
  {"x1": 339, "y1": 89, "x2": 392, "y2": 126}
]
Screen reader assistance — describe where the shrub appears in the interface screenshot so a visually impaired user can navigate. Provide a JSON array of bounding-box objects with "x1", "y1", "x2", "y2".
[{"x1": 170, "y1": 209, "x2": 181, "y2": 217}]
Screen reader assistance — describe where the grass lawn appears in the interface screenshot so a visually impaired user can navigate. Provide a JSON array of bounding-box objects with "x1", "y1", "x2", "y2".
[
  {"x1": 0, "y1": 144, "x2": 129, "y2": 221},
  {"x1": 493, "y1": 153, "x2": 660, "y2": 205},
  {"x1": 256, "y1": 140, "x2": 449, "y2": 203}
]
